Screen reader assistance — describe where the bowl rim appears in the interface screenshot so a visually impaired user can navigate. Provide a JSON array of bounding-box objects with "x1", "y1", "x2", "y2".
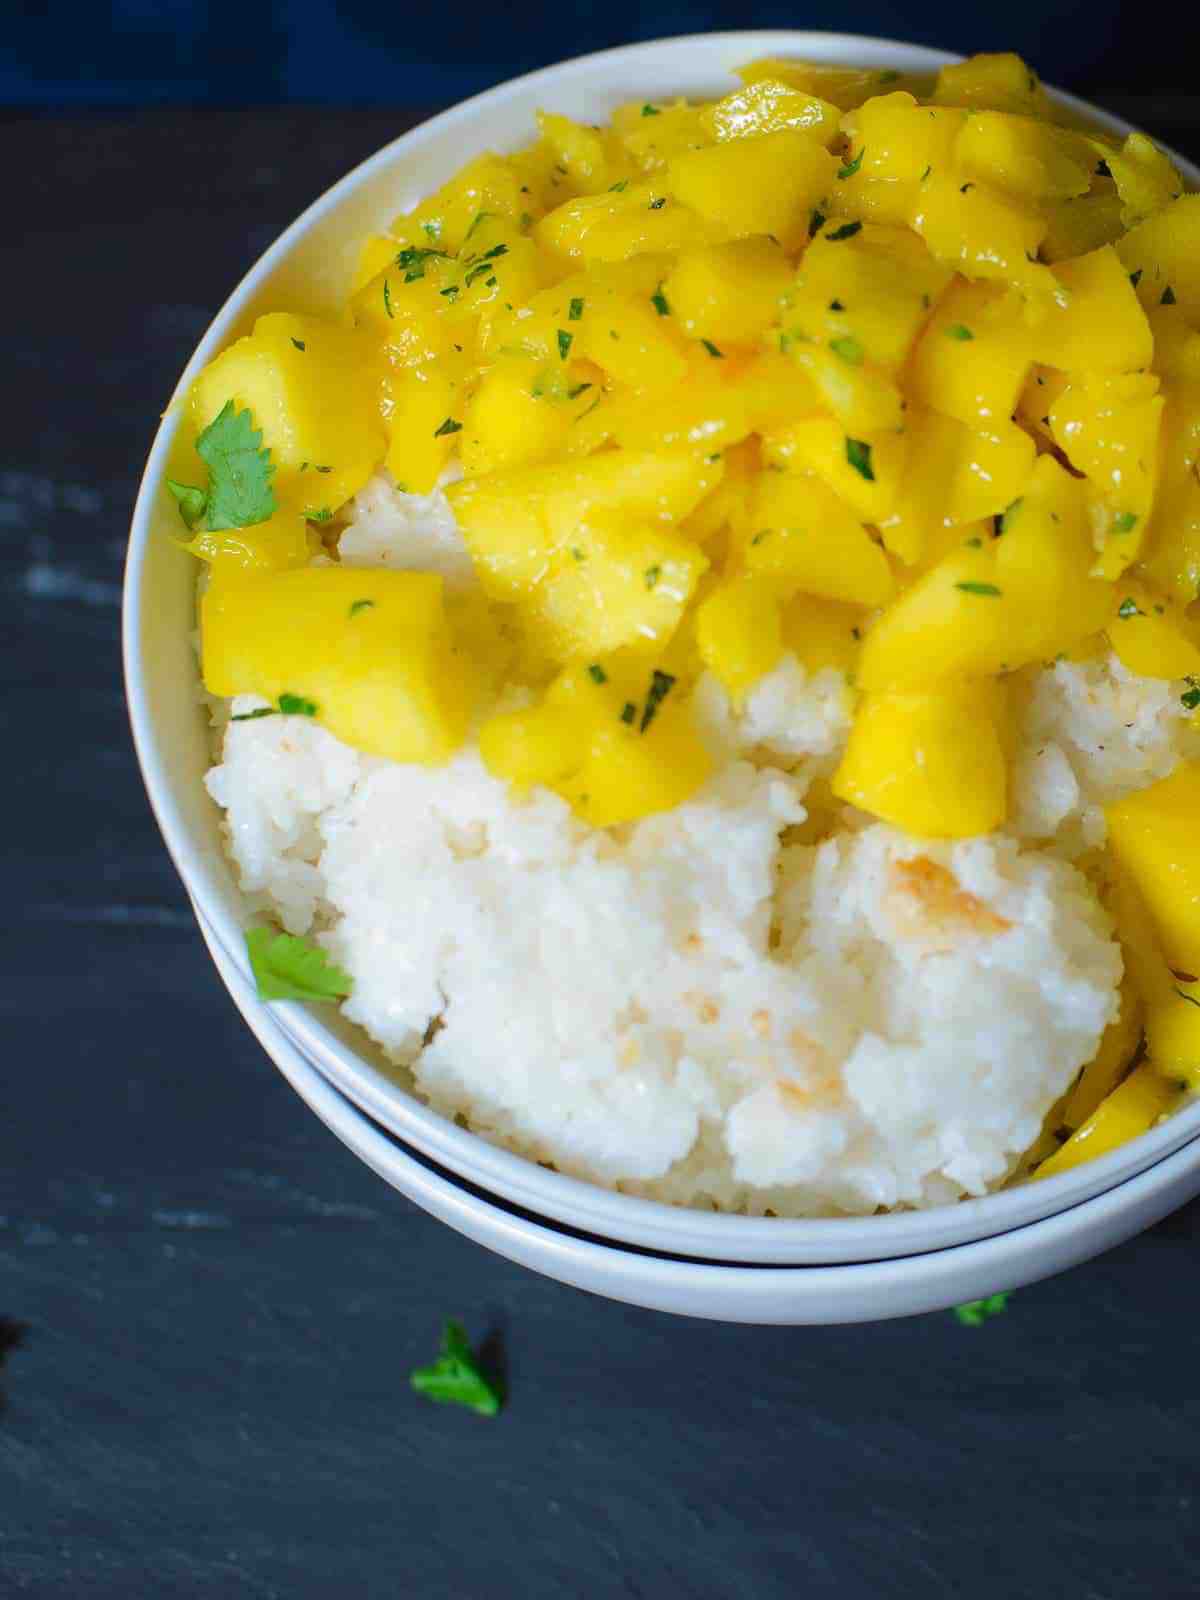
[{"x1": 125, "y1": 28, "x2": 1200, "y2": 1266}]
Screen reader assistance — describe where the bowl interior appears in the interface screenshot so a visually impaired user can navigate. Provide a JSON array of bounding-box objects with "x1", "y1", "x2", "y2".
[{"x1": 126, "y1": 30, "x2": 1200, "y2": 1265}]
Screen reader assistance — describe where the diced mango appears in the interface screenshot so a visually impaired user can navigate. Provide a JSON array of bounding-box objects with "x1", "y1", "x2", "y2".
[
  {"x1": 1146, "y1": 983, "x2": 1200, "y2": 1087},
  {"x1": 1031, "y1": 247, "x2": 1153, "y2": 373},
  {"x1": 832, "y1": 681, "x2": 1008, "y2": 837},
  {"x1": 1107, "y1": 762, "x2": 1200, "y2": 975},
  {"x1": 611, "y1": 99, "x2": 710, "y2": 172},
  {"x1": 402, "y1": 153, "x2": 527, "y2": 252},
  {"x1": 945, "y1": 421, "x2": 1036, "y2": 525},
  {"x1": 664, "y1": 237, "x2": 792, "y2": 344},
  {"x1": 202, "y1": 567, "x2": 472, "y2": 764},
  {"x1": 1034, "y1": 1065, "x2": 1181, "y2": 1179},
  {"x1": 737, "y1": 59, "x2": 912, "y2": 112},
  {"x1": 907, "y1": 279, "x2": 1033, "y2": 427},
  {"x1": 188, "y1": 312, "x2": 386, "y2": 520},
  {"x1": 1048, "y1": 371, "x2": 1163, "y2": 577},
  {"x1": 932, "y1": 52, "x2": 1050, "y2": 118},
  {"x1": 700, "y1": 78, "x2": 841, "y2": 146},
  {"x1": 667, "y1": 130, "x2": 836, "y2": 243},
  {"x1": 381, "y1": 353, "x2": 469, "y2": 495},
  {"x1": 875, "y1": 408, "x2": 964, "y2": 567},
  {"x1": 781, "y1": 593, "x2": 865, "y2": 677},
  {"x1": 1117, "y1": 194, "x2": 1200, "y2": 323},
  {"x1": 460, "y1": 357, "x2": 575, "y2": 476},
  {"x1": 912, "y1": 171, "x2": 1048, "y2": 292},
  {"x1": 845, "y1": 93, "x2": 964, "y2": 186},
  {"x1": 352, "y1": 233, "x2": 402, "y2": 296},
  {"x1": 533, "y1": 515, "x2": 709, "y2": 661},
  {"x1": 1106, "y1": 580, "x2": 1200, "y2": 680},
  {"x1": 954, "y1": 113, "x2": 1091, "y2": 203},
  {"x1": 762, "y1": 417, "x2": 908, "y2": 523},
  {"x1": 537, "y1": 111, "x2": 624, "y2": 195},
  {"x1": 351, "y1": 251, "x2": 456, "y2": 369},
  {"x1": 694, "y1": 576, "x2": 785, "y2": 701},
  {"x1": 1094, "y1": 132, "x2": 1184, "y2": 229},
  {"x1": 744, "y1": 471, "x2": 894, "y2": 608},
  {"x1": 535, "y1": 183, "x2": 712, "y2": 264},
  {"x1": 1141, "y1": 381, "x2": 1200, "y2": 604},
  {"x1": 1060, "y1": 975, "x2": 1144, "y2": 1131},
  {"x1": 1041, "y1": 192, "x2": 1125, "y2": 264}
]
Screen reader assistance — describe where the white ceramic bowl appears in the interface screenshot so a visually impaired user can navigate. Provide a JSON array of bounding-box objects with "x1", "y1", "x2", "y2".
[{"x1": 126, "y1": 30, "x2": 1200, "y2": 1316}]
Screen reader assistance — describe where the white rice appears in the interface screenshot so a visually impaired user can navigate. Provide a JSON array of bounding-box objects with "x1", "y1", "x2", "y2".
[{"x1": 203, "y1": 473, "x2": 1194, "y2": 1216}]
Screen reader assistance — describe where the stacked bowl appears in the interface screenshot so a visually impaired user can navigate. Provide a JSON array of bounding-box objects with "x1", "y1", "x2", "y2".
[{"x1": 125, "y1": 32, "x2": 1200, "y2": 1323}]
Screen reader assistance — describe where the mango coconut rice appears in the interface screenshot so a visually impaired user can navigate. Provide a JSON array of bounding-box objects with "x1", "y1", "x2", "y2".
[{"x1": 168, "y1": 52, "x2": 1200, "y2": 1216}]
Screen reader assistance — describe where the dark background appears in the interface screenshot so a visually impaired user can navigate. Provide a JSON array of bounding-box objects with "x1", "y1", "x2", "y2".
[{"x1": 5, "y1": 7, "x2": 1200, "y2": 1596}]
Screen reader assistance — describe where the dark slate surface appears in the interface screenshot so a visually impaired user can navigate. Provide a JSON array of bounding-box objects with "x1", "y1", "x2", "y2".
[{"x1": 4, "y1": 105, "x2": 1200, "y2": 1598}]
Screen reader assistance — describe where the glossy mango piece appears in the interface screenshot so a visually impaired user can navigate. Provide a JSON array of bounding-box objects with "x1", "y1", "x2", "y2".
[
  {"x1": 1107, "y1": 762, "x2": 1200, "y2": 975},
  {"x1": 745, "y1": 471, "x2": 894, "y2": 608},
  {"x1": 667, "y1": 130, "x2": 836, "y2": 242},
  {"x1": 1031, "y1": 246, "x2": 1153, "y2": 374},
  {"x1": 1034, "y1": 1065, "x2": 1181, "y2": 1179},
  {"x1": 1106, "y1": 580, "x2": 1200, "y2": 680},
  {"x1": 907, "y1": 279, "x2": 1033, "y2": 427},
  {"x1": 694, "y1": 576, "x2": 785, "y2": 701}
]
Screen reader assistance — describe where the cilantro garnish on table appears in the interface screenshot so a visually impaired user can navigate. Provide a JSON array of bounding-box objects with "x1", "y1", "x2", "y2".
[
  {"x1": 167, "y1": 400, "x2": 277, "y2": 532},
  {"x1": 245, "y1": 928, "x2": 353, "y2": 1003},
  {"x1": 410, "y1": 1320, "x2": 503, "y2": 1416},
  {"x1": 953, "y1": 1292, "x2": 1010, "y2": 1327}
]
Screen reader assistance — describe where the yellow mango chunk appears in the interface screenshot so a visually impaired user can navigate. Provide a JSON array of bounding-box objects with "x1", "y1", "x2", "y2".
[
  {"x1": 700, "y1": 78, "x2": 841, "y2": 146},
  {"x1": 402, "y1": 153, "x2": 527, "y2": 252},
  {"x1": 844, "y1": 93, "x2": 964, "y2": 186},
  {"x1": 763, "y1": 417, "x2": 907, "y2": 523},
  {"x1": 181, "y1": 515, "x2": 313, "y2": 575},
  {"x1": 1146, "y1": 983, "x2": 1200, "y2": 1087},
  {"x1": 1031, "y1": 247, "x2": 1153, "y2": 373},
  {"x1": 352, "y1": 251, "x2": 457, "y2": 369},
  {"x1": 479, "y1": 694, "x2": 588, "y2": 789},
  {"x1": 1041, "y1": 192, "x2": 1125, "y2": 264},
  {"x1": 537, "y1": 111, "x2": 624, "y2": 195},
  {"x1": 874, "y1": 408, "x2": 964, "y2": 567},
  {"x1": 611, "y1": 99, "x2": 710, "y2": 172},
  {"x1": 533, "y1": 515, "x2": 709, "y2": 660},
  {"x1": 694, "y1": 576, "x2": 785, "y2": 701},
  {"x1": 664, "y1": 237, "x2": 792, "y2": 344},
  {"x1": 536, "y1": 183, "x2": 711, "y2": 263},
  {"x1": 1141, "y1": 381, "x2": 1200, "y2": 604},
  {"x1": 448, "y1": 449, "x2": 722, "y2": 601},
  {"x1": 789, "y1": 345, "x2": 904, "y2": 436},
  {"x1": 1015, "y1": 364, "x2": 1070, "y2": 445},
  {"x1": 786, "y1": 222, "x2": 953, "y2": 373},
  {"x1": 945, "y1": 421, "x2": 1036, "y2": 525},
  {"x1": 954, "y1": 113, "x2": 1091, "y2": 203},
  {"x1": 381, "y1": 352, "x2": 469, "y2": 495},
  {"x1": 1107, "y1": 762, "x2": 1200, "y2": 974},
  {"x1": 738, "y1": 59, "x2": 913, "y2": 111},
  {"x1": 188, "y1": 312, "x2": 386, "y2": 521},
  {"x1": 907, "y1": 279, "x2": 1033, "y2": 427},
  {"x1": 202, "y1": 567, "x2": 472, "y2": 764},
  {"x1": 460, "y1": 357, "x2": 578, "y2": 477},
  {"x1": 1150, "y1": 308, "x2": 1200, "y2": 384},
  {"x1": 932, "y1": 52, "x2": 1050, "y2": 118},
  {"x1": 1048, "y1": 371, "x2": 1163, "y2": 577},
  {"x1": 1034, "y1": 1065, "x2": 1181, "y2": 1179},
  {"x1": 1106, "y1": 581, "x2": 1200, "y2": 680},
  {"x1": 352, "y1": 233, "x2": 401, "y2": 296},
  {"x1": 1117, "y1": 194, "x2": 1200, "y2": 322},
  {"x1": 860, "y1": 455, "x2": 1112, "y2": 689},
  {"x1": 912, "y1": 171, "x2": 1048, "y2": 292},
  {"x1": 781, "y1": 594, "x2": 865, "y2": 677},
  {"x1": 745, "y1": 471, "x2": 894, "y2": 608},
  {"x1": 833, "y1": 681, "x2": 1008, "y2": 837},
  {"x1": 1060, "y1": 974, "x2": 1144, "y2": 1131},
  {"x1": 1094, "y1": 131, "x2": 1184, "y2": 229},
  {"x1": 667, "y1": 130, "x2": 836, "y2": 242}
]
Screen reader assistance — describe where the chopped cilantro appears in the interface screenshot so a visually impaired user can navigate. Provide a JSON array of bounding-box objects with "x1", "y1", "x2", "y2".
[
  {"x1": 422, "y1": 219, "x2": 442, "y2": 242},
  {"x1": 648, "y1": 196, "x2": 666, "y2": 209},
  {"x1": 383, "y1": 278, "x2": 394, "y2": 318},
  {"x1": 229, "y1": 706, "x2": 277, "y2": 722},
  {"x1": 410, "y1": 1320, "x2": 501, "y2": 1416},
  {"x1": 433, "y1": 417, "x2": 463, "y2": 437},
  {"x1": 944, "y1": 323, "x2": 974, "y2": 341},
  {"x1": 278, "y1": 692, "x2": 318, "y2": 715},
  {"x1": 567, "y1": 382, "x2": 593, "y2": 400},
  {"x1": 395, "y1": 245, "x2": 447, "y2": 283},
  {"x1": 557, "y1": 329, "x2": 573, "y2": 361},
  {"x1": 827, "y1": 221, "x2": 862, "y2": 241},
  {"x1": 1181, "y1": 679, "x2": 1200, "y2": 711},
  {"x1": 571, "y1": 547, "x2": 586, "y2": 562},
  {"x1": 959, "y1": 181, "x2": 975, "y2": 194},
  {"x1": 1129, "y1": 268, "x2": 1142, "y2": 288},
  {"x1": 1117, "y1": 595, "x2": 1142, "y2": 619},
  {"x1": 620, "y1": 701, "x2": 636, "y2": 725},
  {"x1": 349, "y1": 599, "x2": 375, "y2": 618},
  {"x1": 955, "y1": 581, "x2": 1003, "y2": 597},
  {"x1": 641, "y1": 103, "x2": 660, "y2": 116},
  {"x1": 465, "y1": 211, "x2": 495, "y2": 240},
  {"x1": 644, "y1": 564, "x2": 662, "y2": 590},
  {"x1": 290, "y1": 337, "x2": 306, "y2": 351},
  {"x1": 920, "y1": 164, "x2": 932, "y2": 181},
  {"x1": 1112, "y1": 511, "x2": 1138, "y2": 535},
  {"x1": 830, "y1": 335, "x2": 864, "y2": 365},
  {"x1": 439, "y1": 284, "x2": 460, "y2": 301},
  {"x1": 651, "y1": 285, "x2": 671, "y2": 316},
  {"x1": 954, "y1": 1293, "x2": 1009, "y2": 1327},
  {"x1": 167, "y1": 400, "x2": 276, "y2": 533},
  {"x1": 1161, "y1": 285, "x2": 1177, "y2": 305},
  {"x1": 245, "y1": 927, "x2": 352, "y2": 1003},
  {"x1": 609, "y1": 179, "x2": 629, "y2": 193},
  {"x1": 837, "y1": 147, "x2": 865, "y2": 180},
  {"x1": 568, "y1": 296, "x2": 584, "y2": 321},
  {"x1": 639, "y1": 670, "x2": 676, "y2": 734},
  {"x1": 845, "y1": 437, "x2": 874, "y2": 481},
  {"x1": 750, "y1": 529, "x2": 772, "y2": 546},
  {"x1": 587, "y1": 663, "x2": 608, "y2": 684},
  {"x1": 701, "y1": 339, "x2": 724, "y2": 359},
  {"x1": 309, "y1": 508, "x2": 333, "y2": 523},
  {"x1": 808, "y1": 208, "x2": 826, "y2": 238}
]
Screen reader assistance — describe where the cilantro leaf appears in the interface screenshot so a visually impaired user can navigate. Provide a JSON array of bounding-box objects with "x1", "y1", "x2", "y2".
[
  {"x1": 245, "y1": 928, "x2": 353, "y2": 1003},
  {"x1": 1112, "y1": 511, "x2": 1138, "y2": 535},
  {"x1": 845, "y1": 437, "x2": 874, "y2": 481},
  {"x1": 189, "y1": 401, "x2": 277, "y2": 532},
  {"x1": 944, "y1": 323, "x2": 974, "y2": 341},
  {"x1": 830, "y1": 335, "x2": 864, "y2": 365},
  {"x1": 1181, "y1": 678, "x2": 1200, "y2": 712},
  {"x1": 651, "y1": 285, "x2": 671, "y2": 316},
  {"x1": 954, "y1": 1293, "x2": 1010, "y2": 1327},
  {"x1": 827, "y1": 220, "x2": 862, "y2": 241},
  {"x1": 700, "y1": 339, "x2": 724, "y2": 359},
  {"x1": 955, "y1": 581, "x2": 1003, "y2": 597},
  {"x1": 1117, "y1": 594, "x2": 1142, "y2": 619},
  {"x1": 410, "y1": 1320, "x2": 502, "y2": 1416},
  {"x1": 837, "y1": 147, "x2": 865, "y2": 180},
  {"x1": 639, "y1": 669, "x2": 675, "y2": 733},
  {"x1": 557, "y1": 329, "x2": 573, "y2": 360},
  {"x1": 166, "y1": 478, "x2": 209, "y2": 530}
]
